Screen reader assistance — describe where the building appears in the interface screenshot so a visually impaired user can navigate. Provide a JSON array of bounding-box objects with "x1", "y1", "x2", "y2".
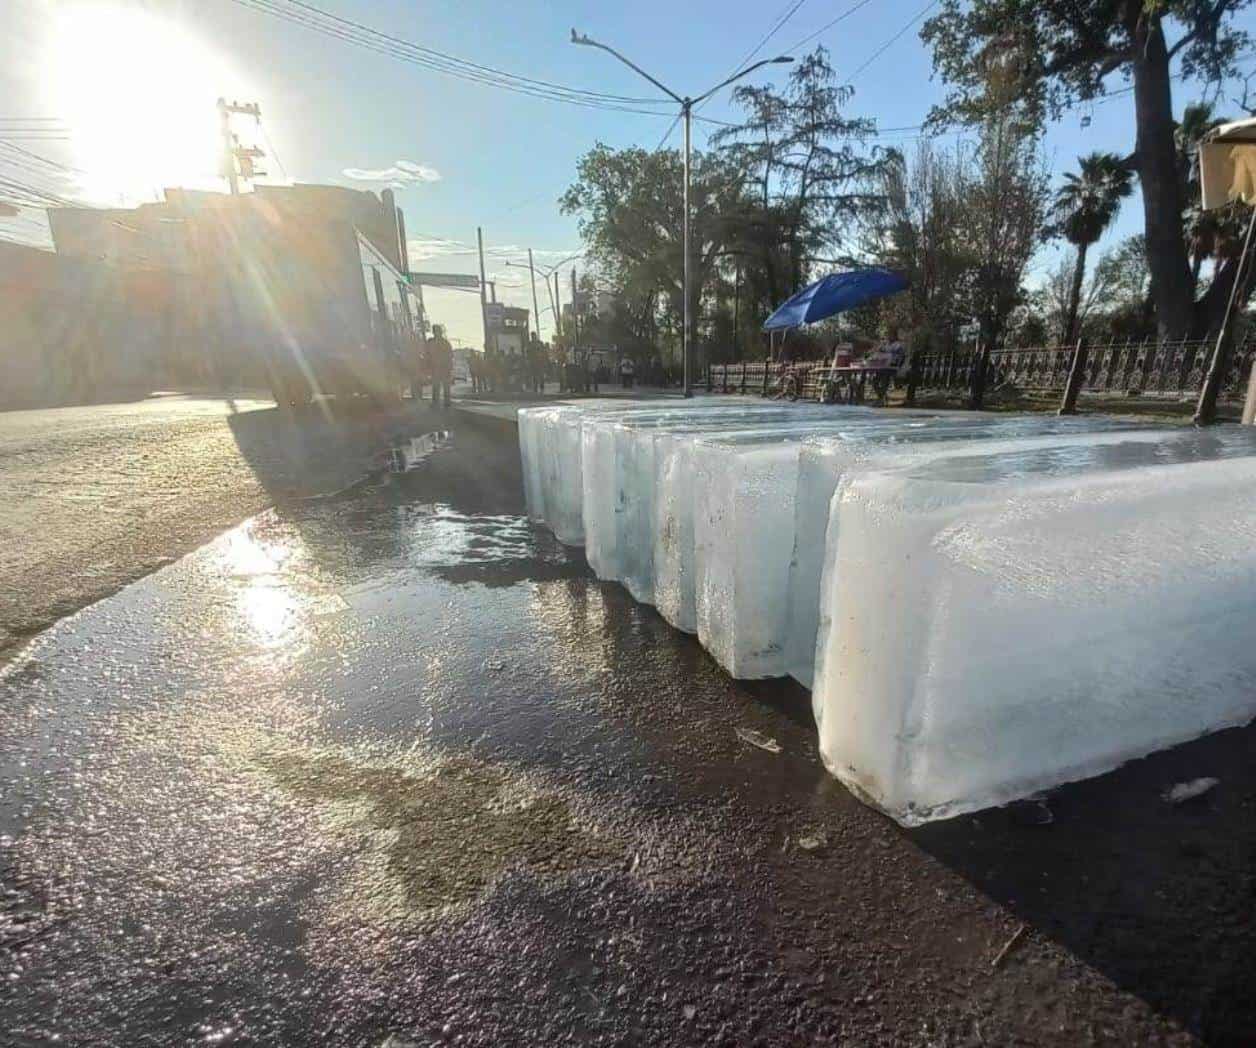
[
  {"x1": 485, "y1": 302, "x2": 529, "y2": 356},
  {"x1": 44, "y1": 183, "x2": 421, "y2": 404},
  {"x1": 0, "y1": 241, "x2": 160, "y2": 408}
]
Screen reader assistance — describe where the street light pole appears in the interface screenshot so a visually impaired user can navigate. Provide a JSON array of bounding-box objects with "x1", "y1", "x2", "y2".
[
  {"x1": 528, "y1": 248, "x2": 542, "y2": 343},
  {"x1": 570, "y1": 29, "x2": 791, "y2": 398}
]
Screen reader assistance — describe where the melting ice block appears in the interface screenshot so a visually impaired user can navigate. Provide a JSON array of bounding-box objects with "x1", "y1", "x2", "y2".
[
  {"x1": 784, "y1": 416, "x2": 1147, "y2": 688},
  {"x1": 583, "y1": 404, "x2": 846, "y2": 601},
  {"x1": 518, "y1": 404, "x2": 564, "y2": 523},
  {"x1": 656, "y1": 411, "x2": 954, "y2": 636},
  {"x1": 522, "y1": 399, "x2": 674, "y2": 545},
  {"x1": 579, "y1": 404, "x2": 798, "y2": 578},
  {"x1": 812, "y1": 429, "x2": 1256, "y2": 826},
  {"x1": 688, "y1": 415, "x2": 951, "y2": 677}
]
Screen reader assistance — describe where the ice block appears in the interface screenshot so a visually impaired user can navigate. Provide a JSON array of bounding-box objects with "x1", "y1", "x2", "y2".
[
  {"x1": 688, "y1": 416, "x2": 954, "y2": 677},
  {"x1": 784, "y1": 416, "x2": 1147, "y2": 688},
  {"x1": 812, "y1": 429, "x2": 1256, "y2": 826}
]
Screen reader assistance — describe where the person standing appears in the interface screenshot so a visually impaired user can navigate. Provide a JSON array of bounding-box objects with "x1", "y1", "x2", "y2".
[
  {"x1": 409, "y1": 333, "x2": 429, "y2": 402},
  {"x1": 428, "y1": 324, "x2": 453, "y2": 409},
  {"x1": 618, "y1": 355, "x2": 635, "y2": 389}
]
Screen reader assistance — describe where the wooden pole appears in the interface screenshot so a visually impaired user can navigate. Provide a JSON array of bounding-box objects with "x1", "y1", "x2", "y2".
[
  {"x1": 968, "y1": 339, "x2": 989, "y2": 410},
  {"x1": 1058, "y1": 337, "x2": 1089, "y2": 415},
  {"x1": 1196, "y1": 204, "x2": 1256, "y2": 425}
]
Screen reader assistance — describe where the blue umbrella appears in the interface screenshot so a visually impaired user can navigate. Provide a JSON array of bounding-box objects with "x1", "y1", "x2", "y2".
[{"x1": 762, "y1": 269, "x2": 908, "y2": 331}]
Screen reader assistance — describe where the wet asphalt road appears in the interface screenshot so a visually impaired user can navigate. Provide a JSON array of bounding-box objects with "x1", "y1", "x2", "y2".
[
  {"x1": 0, "y1": 394, "x2": 416, "y2": 658},
  {"x1": 2, "y1": 415, "x2": 1255, "y2": 1046}
]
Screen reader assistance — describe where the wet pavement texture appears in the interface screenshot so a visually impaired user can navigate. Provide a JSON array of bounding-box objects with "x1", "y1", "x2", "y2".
[{"x1": 2, "y1": 420, "x2": 1255, "y2": 1046}]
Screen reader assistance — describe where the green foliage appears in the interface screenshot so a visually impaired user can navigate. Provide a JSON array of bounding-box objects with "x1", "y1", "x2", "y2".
[
  {"x1": 861, "y1": 119, "x2": 1049, "y2": 351},
  {"x1": 561, "y1": 48, "x2": 886, "y2": 359},
  {"x1": 1050, "y1": 153, "x2": 1134, "y2": 249},
  {"x1": 713, "y1": 48, "x2": 887, "y2": 300},
  {"x1": 921, "y1": 0, "x2": 1251, "y2": 128},
  {"x1": 919, "y1": 0, "x2": 1254, "y2": 339}
]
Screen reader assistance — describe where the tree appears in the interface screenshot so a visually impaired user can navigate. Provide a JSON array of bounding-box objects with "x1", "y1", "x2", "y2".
[
  {"x1": 860, "y1": 141, "x2": 972, "y2": 347},
  {"x1": 922, "y1": 0, "x2": 1254, "y2": 340},
  {"x1": 1037, "y1": 247, "x2": 1127, "y2": 340},
  {"x1": 713, "y1": 48, "x2": 886, "y2": 308},
  {"x1": 1049, "y1": 152, "x2": 1134, "y2": 344},
  {"x1": 860, "y1": 122, "x2": 1048, "y2": 362},
  {"x1": 961, "y1": 112, "x2": 1052, "y2": 353},
  {"x1": 560, "y1": 143, "x2": 745, "y2": 356}
]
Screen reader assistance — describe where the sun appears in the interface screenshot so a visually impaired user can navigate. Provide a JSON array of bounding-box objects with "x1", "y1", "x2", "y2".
[{"x1": 48, "y1": 4, "x2": 248, "y2": 204}]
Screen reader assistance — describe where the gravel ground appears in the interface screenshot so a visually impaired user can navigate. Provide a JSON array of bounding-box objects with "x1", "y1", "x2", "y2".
[{"x1": 0, "y1": 394, "x2": 436, "y2": 658}]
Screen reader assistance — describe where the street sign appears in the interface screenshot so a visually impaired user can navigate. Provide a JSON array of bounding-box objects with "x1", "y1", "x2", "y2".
[{"x1": 407, "y1": 272, "x2": 480, "y2": 289}]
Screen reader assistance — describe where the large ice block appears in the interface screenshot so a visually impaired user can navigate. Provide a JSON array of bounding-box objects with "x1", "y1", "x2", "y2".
[
  {"x1": 655, "y1": 413, "x2": 948, "y2": 636},
  {"x1": 784, "y1": 416, "x2": 1147, "y2": 688},
  {"x1": 579, "y1": 404, "x2": 790, "y2": 575},
  {"x1": 517, "y1": 404, "x2": 562, "y2": 523},
  {"x1": 584, "y1": 404, "x2": 849, "y2": 601},
  {"x1": 812, "y1": 429, "x2": 1256, "y2": 826},
  {"x1": 527, "y1": 399, "x2": 674, "y2": 545},
  {"x1": 688, "y1": 417, "x2": 954, "y2": 677}
]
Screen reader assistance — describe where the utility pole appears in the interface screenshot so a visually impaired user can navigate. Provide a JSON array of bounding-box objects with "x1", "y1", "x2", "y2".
[
  {"x1": 553, "y1": 271, "x2": 563, "y2": 341},
  {"x1": 571, "y1": 30, "x2": 792, "y2": 396},
  {"x1": 477, "y1": 226, "x2": 490, "y2": 352},
  {"x1": 415, "y1": 281, "x2": 428, "y2": 341},
  {"x1": 546, "y1": 271, "x2": 560, "y2": 338},
  {"x1": 571, "y1": 266, "x2": 579, "y2": 347},
  {"x1": 682, "y1": 98, "x2": 691, "y2": 390},
  {"x1": 217, "y1": 98, "x2": 264, "y2": 196},
  {"x1": 528, "y1": 248, "x2": 542, "y2": 342}
]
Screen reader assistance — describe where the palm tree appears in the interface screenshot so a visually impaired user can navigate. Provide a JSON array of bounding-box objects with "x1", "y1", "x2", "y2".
[
  {"x1": 1052, "y1": 153, "x2": 1134, "y2": 344},
  {"x1": 1177, "y1": 102, "x2": 1226, "y2": 290}
]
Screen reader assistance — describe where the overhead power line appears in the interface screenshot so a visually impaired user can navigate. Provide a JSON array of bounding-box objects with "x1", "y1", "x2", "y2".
[
  {"x1": 226, "y1": 0, "x2": 678, "y2": 114},
  {"x1": 843, "y1": 0, "x2": 938, "y2": 86},
  {"x1": 654, "y1": 111, "x2": 683, "y2": 152},
  {"x1": 785, "y1": 0, "x2": 875, "y2": 54},
  {"x1": 726, "y1": 0, "x2": 809, "y2": 80}
]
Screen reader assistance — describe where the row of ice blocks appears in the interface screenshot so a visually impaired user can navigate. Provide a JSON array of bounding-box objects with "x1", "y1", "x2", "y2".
[{"x1": 517, "y1": 401, "x2": 1256, "y2": 824}]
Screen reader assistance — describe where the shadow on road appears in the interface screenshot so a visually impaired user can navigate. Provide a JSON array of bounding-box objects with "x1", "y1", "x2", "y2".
[
  {"x1": 909, "y1": 721, "x2": 1256, "y2": 1042},
  {"x1": 224, "y1": 397, "x2": 444, "y2": 501}
]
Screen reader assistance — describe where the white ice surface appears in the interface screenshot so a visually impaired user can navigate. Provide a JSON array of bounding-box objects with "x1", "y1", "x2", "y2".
[
  {"x1": 654, "y1": 413, "x2": 947, "y2": 636},
  {"x1": 582, "y1": 404, "x2": 853, "y2": 601},
  {"x1": 784, "y1": 416, "x2": 1146, "y2": 688},
  {"x1": 687, "y1": 417, "x2": 954, "y2": 677},
  {"x1": 522, "y1": 399, "x2": 675, "y2": 545},
  {"x1": 811, "y1": 429, "x2": 1256, "y2": 826}
]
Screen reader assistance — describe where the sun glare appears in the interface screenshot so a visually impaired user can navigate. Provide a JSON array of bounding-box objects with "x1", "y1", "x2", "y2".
[{"x1": 49, "y1": 5, "x2": 247, "y2": 204}]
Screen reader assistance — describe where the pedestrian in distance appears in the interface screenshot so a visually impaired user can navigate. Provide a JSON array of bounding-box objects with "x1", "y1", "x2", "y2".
[
  {"x1": 428, "y1": 324, "x2": 454, "y2": 409},
  {"x1": 410, "y1": 334, "x2": 429, "y2": 401},
  {"x1": 618, "y1": 355, "x2": 635, "y2": 389}
]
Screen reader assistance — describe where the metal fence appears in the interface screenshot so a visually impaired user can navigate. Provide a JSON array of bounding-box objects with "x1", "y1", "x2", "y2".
[{"x1": 707, "y1": 336, "x2": 1256, "y2": 402}]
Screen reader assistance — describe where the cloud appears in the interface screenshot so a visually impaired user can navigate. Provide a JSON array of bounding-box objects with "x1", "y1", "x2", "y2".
[
  {"x1": 406, "y1": 236, "x2": 475, "y2": 261},
  {"x1": 483, "y1": 245, "x2": 583, "y2": 262},
  {"x1": 342, "y1": 159, "x2": 442, "y2": 186}
]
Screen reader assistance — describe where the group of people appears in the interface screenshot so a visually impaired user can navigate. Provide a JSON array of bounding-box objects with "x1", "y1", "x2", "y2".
[
  {"x1": 469, "y1": 342, "x2": 549, "y2": 395},
  {"x1": 408, "y1": 330, "x2": 669, "y2": 404}
]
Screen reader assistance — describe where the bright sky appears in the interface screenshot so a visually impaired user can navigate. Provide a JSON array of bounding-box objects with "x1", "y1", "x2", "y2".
[{"x1": 5, "y1": 0, "x2": 1256, "y2": 347}]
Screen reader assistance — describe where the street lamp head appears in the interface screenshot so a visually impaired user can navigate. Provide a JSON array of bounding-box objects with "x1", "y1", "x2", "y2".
[
  {"x1": 571, "y1": 28, "x2": 594, "y2": 45},
  {"x1": 771, "y1": 55, "x2": 794, "y2": 64}
]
